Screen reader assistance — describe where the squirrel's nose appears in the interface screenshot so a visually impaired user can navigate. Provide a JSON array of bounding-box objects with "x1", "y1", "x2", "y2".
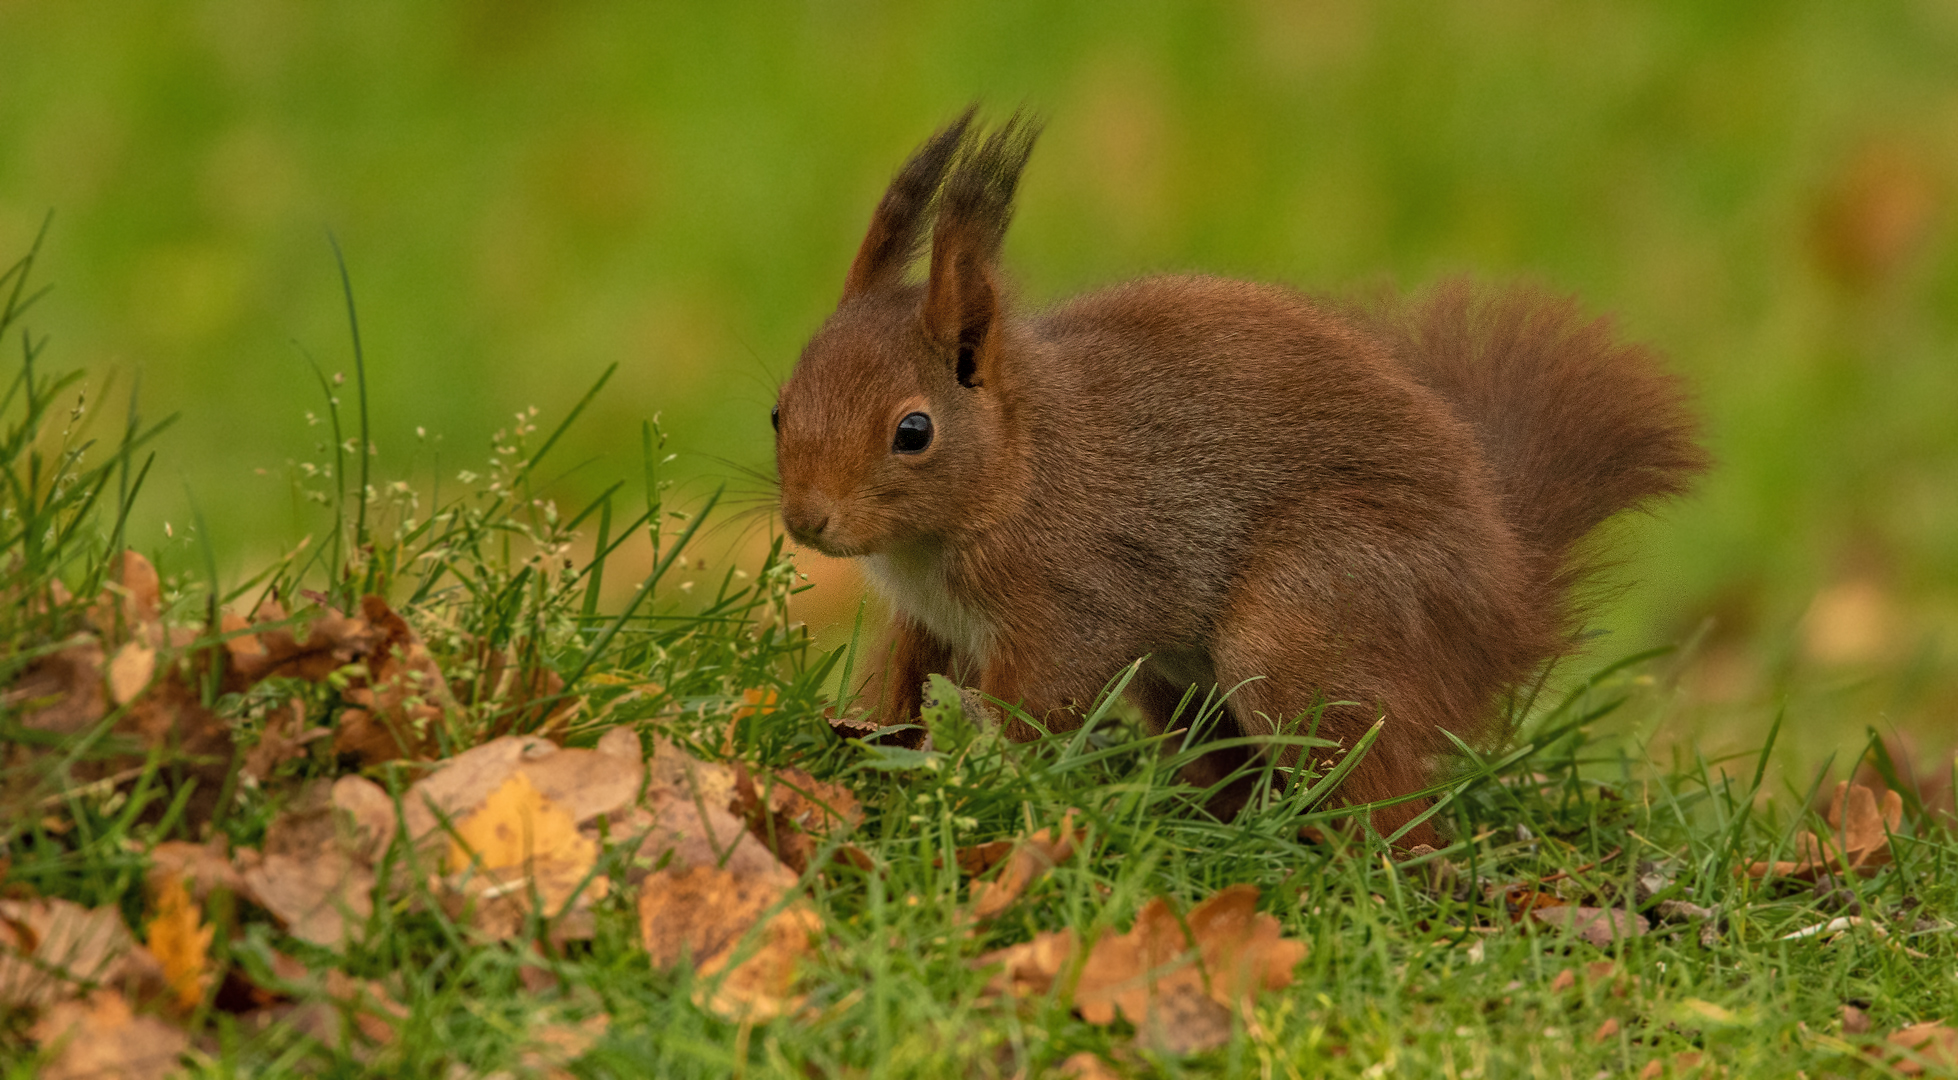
[{"x1": 781, "y1": 494, "x2": 833, "y2": 545}]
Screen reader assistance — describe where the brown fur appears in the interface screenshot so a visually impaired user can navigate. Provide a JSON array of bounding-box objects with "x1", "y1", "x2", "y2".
[{"x1": 774, "y1": 113, "x2": 1707, "y2": 843}]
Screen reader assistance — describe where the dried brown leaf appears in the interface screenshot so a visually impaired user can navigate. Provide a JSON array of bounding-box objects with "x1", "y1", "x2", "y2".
[
  {"x1": 637, "y1": 863, "x2": 797, "y2": 970},
  {"x1": 243, "y1": 950, "x2": 403, "y2": 1054},
  {"x1": 29, "y1": 988, "x2": 188, "y2": 1080},
  {"x1": 234, "y1": 779, "x2": 391, "y2": 947},
  {"x1": 730, "y1": 763, "x2": 863, "y2": 873},
  {"x1": 974, "y1": 928, "x2": 1079, "y2": 999},
  {"x1": 647, "y1": 737, "x2": 737, "y2": 811},
  {"x1": 1746, "y1": 781, "x2": 1903, "y2": 881},
  {"x1": 969, "y1": 810, "x2": 1080, "y2": 920},
  {"x1": 334, "y1": 595, "x2": 453, "y2": 764},
  {"x1": 242, "y1": 698, "x2": 329, "y2": 782},
  {"x1": 636, "y1": 858, "x2": 815, "y2": 1022},
  {"x1": 1890, "y1": 1022, "x2": 1958, "y2": 1076},
  {"x1": 1073, "y1": 885, "x2": 1305, "y2": 1055},
  {"x1": 694, "y1": 903, "x2": 821, "y2": 1022},
  {"x1": 0, "y1": 897, "x2": 135, "y2": 1008},
  {"x1": 514, "y1": 744, "x2": 645, "y2": 824},
  {"x1": 10, "y1": 637, "x2": 107, "y2": 735},
  {"x1": 107, "y1": 641, "x2": 156, "y2": 705},
  {"x1": 1055, "y1": 1051, "x2": 1124, "y2": 1079},
  {"x1": 147, "y1": 839, "x2": 244, "y2": 899},
  {"x1": 110, "y1": 550, "x2": 162, "y2": 624},
  {"x1": 249, "y1": 597, "x2": 378, "y2": 683},
  {"x1": 517, "y1": 1014, "x2": 609, "y2": 1075},
  {"x1": 331, "y1": 775, "x2": 399, "y2": 863},
  {"x1": 238, "y1": 849, "x2": 372, "y2": 949}
]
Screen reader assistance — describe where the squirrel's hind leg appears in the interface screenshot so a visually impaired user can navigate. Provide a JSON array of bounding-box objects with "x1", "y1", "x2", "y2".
[{"x1": 1210, "y1": 600, "x2": 1446, "y2": 848}]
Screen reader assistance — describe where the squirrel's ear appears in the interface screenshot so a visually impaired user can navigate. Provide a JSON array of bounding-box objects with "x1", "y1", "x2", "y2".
[
  {"x1": 842, "y1": 108, "x2": 976, "y2": 302},
  {"x1": 922, "y1": 224, "x2": 999, "y2": 381},
  {"x1": 921, "y1": 113, "x2": 1040, "y2": 384}
]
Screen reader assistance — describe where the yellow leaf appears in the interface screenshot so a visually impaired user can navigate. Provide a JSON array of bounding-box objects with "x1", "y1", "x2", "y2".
[
  {"x1": 446, "y1": 771, "x2": 605, "y2": 935},
  {"x1": 449, "y1": 771, "x2": 593, "y2": 874},
  {"x1": 145, "y1": 872, "x2": 213, "y2": 1011}
]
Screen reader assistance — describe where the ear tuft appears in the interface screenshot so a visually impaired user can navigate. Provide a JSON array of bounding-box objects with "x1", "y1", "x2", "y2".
[
  {"x1": 842, "y1": 107, "x2": 978, "y2": 301},
  {"x1": 922, "y1": 111, "x2": 1042, "y2": 354}
]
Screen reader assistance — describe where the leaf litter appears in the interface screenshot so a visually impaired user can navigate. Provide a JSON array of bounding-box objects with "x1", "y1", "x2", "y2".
[
  {"x1": 977, "y1": 884, "x2": 1307, "y2": 1055},
  {"x1": 1746, "y1": 780, "x2": 1904, "y2": 881}
]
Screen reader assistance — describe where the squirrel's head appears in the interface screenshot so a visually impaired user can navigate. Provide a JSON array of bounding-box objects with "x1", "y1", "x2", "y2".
[{"x1": 775, "y1": 109, "x2": 1039, "y2": 558}]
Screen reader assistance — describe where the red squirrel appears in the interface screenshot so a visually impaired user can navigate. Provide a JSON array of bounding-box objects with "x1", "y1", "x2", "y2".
[{"x1": 772, "y1": 109, "x2": 1706, "y2": 840}]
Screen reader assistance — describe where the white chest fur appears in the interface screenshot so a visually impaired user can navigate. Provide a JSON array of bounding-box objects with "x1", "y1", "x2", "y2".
[{"x1": 860, "y1": 546, "x2": 994, "y2": 662}]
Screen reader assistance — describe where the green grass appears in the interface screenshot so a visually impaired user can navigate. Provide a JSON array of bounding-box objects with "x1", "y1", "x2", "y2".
[{"x1": 4, "y1": 239, "x2": 1955, "y2": 1078}]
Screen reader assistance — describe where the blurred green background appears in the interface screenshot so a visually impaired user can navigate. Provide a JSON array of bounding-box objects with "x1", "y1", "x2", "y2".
[{"x1": 3, "y1": 1, "x2": 1954, "y2": 771}]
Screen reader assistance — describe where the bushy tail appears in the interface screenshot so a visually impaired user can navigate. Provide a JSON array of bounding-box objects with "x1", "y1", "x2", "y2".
[{"x1": 1360, "y1": 280, "x2": 1708, "y2": 594}]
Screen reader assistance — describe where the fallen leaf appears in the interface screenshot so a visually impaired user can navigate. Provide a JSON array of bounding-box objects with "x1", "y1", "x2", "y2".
[
  {"x1": 731, "y1": 763, "x2": 863, "y2": 872},
  {"x1": 0, "y1": 897, "x2": 136, "y2": 1008},
  {"x1": 646, "y1": 736, "x2": 737, "y2": 812},
  {"x1": 1842, "y1": 1004, "x2": 1871, "y2": 1034},
  {"x1": 1889, "y1": 1021, "x2": 1958, "y2": 1076},
  {"x1": 636, "y1": 859, "x2": 817, "y2": 1021},
  {"x1": 513, "y1": 742, "x2": 646, "y2": 825},
  {"x1": 335, "y1": 595, "x2": 453, "y2": 764},
  {"x1": 969, "y1": 810, "x2": 1080, "y2": 920},
  {"x1": 147, "y1": 839, "x2": 244, "y2": 900},
  {"x1": 1056, "y1": 1051, "x2": 1123, "y2": 1079},
  {"x1": 1528, "y1": 906, "x2": 1648, "y2": 947},
  {"x1": 29, "y1": 988, "x2": 188, "y2": 1080},
  {"x1": 1500, "y1": 887, "x2": 1568, "y2": 920},
  {"x1": 445, "y1": 771, "x2": 607, "y2": 938},
  {"x1": 247, "y1": 952, "x2": 404, "y2": 1053},
  {"x1": 1655, "y1": 900, "x2": 1717, "y2": 923},
  {"x1": 637, "y1": 862, "x2": 798, "y2": 970},
  {"x1": 236, "y1": 779, "x2": 387, "y2": 948},
  {"x1": 400, "y1": 735, "x2": 556, "y2": 848},
  {"x1": 332, "y1": 774, "x2": 399, "y2": 862},
  {"x1": 109, "y1": 550, "x2": 162, "y2": 624},
  {"x1": 516, "y1": 1014, "x2": 609, "y2": 1076},
  {"x1": 1746, "y1": 781, "x2": 1903, "y2": 881},
  {"x1": 1676, "y1": 999, "x2": 1737, "y2": 1025},
  {"x1": 694, "y1": 903, "x2": 822, "y2": 1021},
  {"x1": 1593, "y1": 1016, "x2": 1620, "y2": 1043},
  {"x1": 119, "y1": 676, "x2": 237, "y2": 822},
  {"x1": 1549, "y1": 968, "x2": 1576, "y2": 993},
  {"x1": 827, "y1": 711, "x2": 881, "y2": 741},
  {"x1": 230, "y1": 595, "x2": 378, "y2": 685},
  {"x1": 145, "y1": 872, "x2": 213, "y2": 1010},
  {"x1": 9, "y1": 637, "x2": 107, "y2": 735},
  {"x1": 1639, "y1": 1050, "x2": 1709, "y2": 1078},
  {"x1": 974, "y1": 928, "x2": 1079, "y2": 999},
  {"x1": 1072, "y1": 885, "x2": 1305, "y2": 1055},
  {"x1": 242, "y1": 698, "x2": 330, "y2": 782},
  {"x1": 107, "y1": 641, "x2": 157, "y2": 705}
]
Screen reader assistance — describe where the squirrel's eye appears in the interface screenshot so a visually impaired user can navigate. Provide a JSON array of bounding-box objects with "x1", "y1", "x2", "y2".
[
  {"x1": 893, "y1": 412, "x2": 933, "y2": 454},
  {"x1": 770, "y1": 404, "x2": 780, "y2": 432}
]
